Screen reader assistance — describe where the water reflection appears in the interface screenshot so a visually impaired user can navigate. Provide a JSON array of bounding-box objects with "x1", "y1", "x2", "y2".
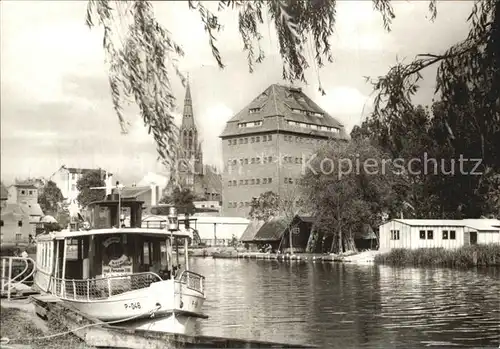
[{"x1": 189, "y1": 259, "x2": 500, "y2": 348}]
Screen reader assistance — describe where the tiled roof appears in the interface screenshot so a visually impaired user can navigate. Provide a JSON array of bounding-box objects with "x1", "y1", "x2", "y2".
[
  {"x1": 19, "y1": 202, "x2": 44, "y2": 216},
  {"x1": 240, "y1": 219, "x2": 266, "y2": 242},
  {"x1": 65, "y1": 167, "x2": 112, "y2": 176},
  {"x1": 220, "y1": 84, "x2": 349, "y2": 140},
  {"x1": 0, "y1": 182, "x2": 8, "y2": 200}
]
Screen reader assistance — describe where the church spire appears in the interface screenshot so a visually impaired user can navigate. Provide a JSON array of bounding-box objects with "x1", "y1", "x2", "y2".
[{"x1": 181, "y1": 75, "x2": 195, "y2": 129}]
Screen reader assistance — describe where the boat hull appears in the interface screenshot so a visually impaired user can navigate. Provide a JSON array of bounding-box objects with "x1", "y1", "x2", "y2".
[{"x1": 51, "y1": 278, "x2": 205, "y2": 334}]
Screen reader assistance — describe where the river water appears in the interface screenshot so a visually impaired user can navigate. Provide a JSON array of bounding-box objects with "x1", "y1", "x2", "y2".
[{"x1": 188, "y1": 258, "x2": 500, "y2": 348}]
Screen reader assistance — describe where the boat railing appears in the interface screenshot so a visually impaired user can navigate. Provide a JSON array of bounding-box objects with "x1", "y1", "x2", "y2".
[
  {"x1": 50, "y1": 272, "x2": 162, "y2": 301},
  {"x1": 178, "y1": 270, "x2": 204, "y2": 295}
]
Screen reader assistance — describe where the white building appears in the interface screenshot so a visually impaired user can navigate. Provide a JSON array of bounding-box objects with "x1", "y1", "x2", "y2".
[
  {"x1": 50, "y1": 166, "x2": 112, "y2": 205},
  {"x1": 379, "y1": 219, "x2": 500, "y2": 251}
]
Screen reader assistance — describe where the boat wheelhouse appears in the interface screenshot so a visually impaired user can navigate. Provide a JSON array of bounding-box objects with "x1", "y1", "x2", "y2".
[{"x1": 33, "y1": 194, "x2": 206, "y2": 334}]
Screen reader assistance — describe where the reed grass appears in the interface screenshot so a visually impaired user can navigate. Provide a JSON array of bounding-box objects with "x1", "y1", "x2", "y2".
[{"x1": 374, "y1": 244, "x2": 500, "y2": 267}]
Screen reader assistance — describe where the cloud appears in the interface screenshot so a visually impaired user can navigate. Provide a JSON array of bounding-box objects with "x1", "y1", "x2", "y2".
[{"x1": 0, "y1": 0, "x2": 476, "y2": 183}]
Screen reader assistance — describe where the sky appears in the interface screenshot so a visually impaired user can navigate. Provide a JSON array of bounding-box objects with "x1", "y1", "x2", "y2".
[{"x1": 0, "y1": 1, "x2": 474, "y2": 185}]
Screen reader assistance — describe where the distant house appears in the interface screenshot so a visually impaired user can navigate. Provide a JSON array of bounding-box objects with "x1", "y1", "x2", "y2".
[
  {"x1": 119, "y1": 185, "x2": 161, "y2": 208},
  {"x1": 0, "y1": 204, "x2": 32, "y2": 244},
  {"x1": 7, "y1": 180, "x2": 39, "y2": 205},
  {"x1": 0, "y1": 182, "x2": 8, "y2": 209},
  {"x1": 379, "y1": 219, "x2": 500, "y2": 251},
  {"x1": 50, "y1": 166, "x2": 112, "y2": 206}
]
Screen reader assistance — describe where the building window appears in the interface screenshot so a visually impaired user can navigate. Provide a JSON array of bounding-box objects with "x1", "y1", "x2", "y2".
[
  {"x1": 244, "y1": 138, "x2": 248, "y2": 144},
  {"x1": 256, "y1": 178, "x2": 260, "y2": 184},
  {"x1": 239, "y1": 138, "x2": 244, "y2": 144},
  {"x1": 254, "y1": 121, "x2": 262, "y2": 126},
  {"x1": 256, "y1": 136, "x2": 260, "y2": 142},
  {"x1": 251, "y1": 137, "x2": 255, "y2": 143},
  {"x1": 450, "y1": 230, "x2": 456, "y2": 240},
  {"x1": 71, "y1": 184, "x2": 76, "y2": 191},
  {"x1": 0, "y1": 220, "x2": 3, "y2": 227},
  {"x1": 15, "y1": 234, "x2": 22, "y2": 241},
  {"x1": 71, "y1": 173, "x2": 76, "y2": 180},
  {"x1": 268, "y1": 135, "x2": 272, "y2": 141},
  {"x1": 239, "y1": 180, "x2": 244, "y2": 185},
  {"x1": 232, "y1": 180, "x2": 237, "y2": 186},
  {"x1": 427, "y1": 230, "x2": 434, "y2": 239},
  {"x1": 263, "y1": 178, "x2": 268, "y2": 184},
  {"x1": 21, "y1": 190, "x2": 26, "y2": 195},
  {"x1": 249, "y1": 108, "x2": 260, "y2": 114},
  {"x1": 268, "y1": 156, "x2": 272, "y2": 163},
  {"x1": 251, "y1": 179, "x2": 255, "y2": 185},
  {"x1": 442, "y1": 230, "x2": 448, "y2": 239},
  {"x1": 268, "y1": 177, "x2": 273, "y2": 183},
  {"x1": 244, "y1": 179, "x2": 249, "y2": 185},
  {"x1": 244, "y1": 158, "x2": 249, "y2": 165},
  {"x1": 390, "y1": 230, "x2": 400, "y2": 240},
  {"x1": 28, "y1": 190, "x2": 33, "y2": 195},
  {"x1": 18, "y1": 220, "x2": 22, "y2": 227},
  {"x1": 256, "y1": 157, "x2": 261, "y2": 164},
  {"x1": 228, "y1": 181, "x2": 232, "y2": 187},
  {"x1": 419, "y1": 230, "x2": 426, "y2": 239},
  {"x1": 228, "y1": 140, "x2": 231, "y2": 145}
]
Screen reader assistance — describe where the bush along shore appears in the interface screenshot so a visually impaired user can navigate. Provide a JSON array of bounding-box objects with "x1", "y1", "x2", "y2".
[{"x1": 374, "y1": 244, "x2": 500, "y2": 268}]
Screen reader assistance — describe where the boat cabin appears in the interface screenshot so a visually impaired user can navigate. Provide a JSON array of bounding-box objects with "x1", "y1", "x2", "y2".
[{"x1": 35, "y1": 195, "x2": 192, "y2": 298}]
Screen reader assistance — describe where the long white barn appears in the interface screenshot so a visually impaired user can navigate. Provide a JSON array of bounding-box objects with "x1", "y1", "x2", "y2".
[{"x1": 379, "y1": 219, "x2": 500, "y2": 251}]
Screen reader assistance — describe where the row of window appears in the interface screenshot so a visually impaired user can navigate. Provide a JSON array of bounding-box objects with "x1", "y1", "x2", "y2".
[
  {"x1": 227, "y1": 177, "x2": 301, "y2": 187},
  {"x1": 228, "y1": 134, "x2": 273, "y2": 145},
  {"x1": 227, "y1": 199, "x2": 305, "y2": 209},
  {"x1": 390, "y1": 230, "x2": 457, "y2": 240},
  {"x1": 227, "y1": 155, "x2": 305, "y2": 166},
  {"x1": 37, "y1": 241, "x2": 53, "y2": 272},
  {"x1": 0, "y1": 220, "x2": 23, "y2": 227},
  {"x1": 228, "y1": 178, "x2": 273, "y2": 186},
  {"x1": 238, "y1": 120, "x2": 263, "y2": 128},
  {"x1": 227, "y1": 134, "x2": 336, "y2": 146},
  {"x1": 285, "y1": 120, "x2": 339, "y2": 133}
]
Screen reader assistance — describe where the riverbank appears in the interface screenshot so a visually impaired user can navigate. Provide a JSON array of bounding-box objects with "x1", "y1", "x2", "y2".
[
  {"x1": 0, "y1": 300, "x2": 94, "y2": 348},
  {"x1": 209, "y1": 249, "x2": 379, "y2": 264},
  {"x1": 374, "y1": 244, "x2": 500, "y2": 267}
]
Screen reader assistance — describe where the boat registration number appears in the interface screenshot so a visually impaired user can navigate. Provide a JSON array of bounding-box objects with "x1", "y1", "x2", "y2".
[{"x1": 124, "y1": 302, "x2": 141, "y2": 310}]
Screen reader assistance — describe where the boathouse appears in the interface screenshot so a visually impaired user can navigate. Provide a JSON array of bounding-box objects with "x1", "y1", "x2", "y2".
[
  {"x1": 378, "y1": 219, "x2": 500, "y2": 251},
  {"x1": 247, "y1": 215, "x2": 316, "y2": 253},
  {"x1": 240, "y1": 219, "x2": 266, "y2": 250}
]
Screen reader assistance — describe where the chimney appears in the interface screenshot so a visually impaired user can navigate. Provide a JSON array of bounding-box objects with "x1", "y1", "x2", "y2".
[{"x1": 151, "y1": 184, "x2": 157, "y2": 206}]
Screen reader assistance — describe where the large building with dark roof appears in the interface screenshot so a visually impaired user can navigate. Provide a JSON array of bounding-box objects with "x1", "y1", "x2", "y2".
[{"x1": 219, "y1": 84, "x2": 348, "y2": 217}]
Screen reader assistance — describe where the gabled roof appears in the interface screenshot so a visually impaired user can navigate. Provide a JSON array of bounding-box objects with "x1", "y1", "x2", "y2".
[
  {"x1": 240, "y1": 219, "x2": 266, "y2": 242},
  {"x1": 220, "y1": 84, "x2": 349, "y2": 139},
  {"x1": 19, "y1": 202, "x2": 44, "y2": 216},
  {"x1": 0, "y1": 182, "x2": 8, "y2": 200},
  {"x1": 253, "y1": 217, "x2": 289, "y2": 241}
]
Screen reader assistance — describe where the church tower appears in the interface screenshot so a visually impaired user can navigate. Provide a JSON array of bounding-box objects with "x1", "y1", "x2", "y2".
[{"x1": 178, "y1": 79, "x2": 203, "y2": 192}]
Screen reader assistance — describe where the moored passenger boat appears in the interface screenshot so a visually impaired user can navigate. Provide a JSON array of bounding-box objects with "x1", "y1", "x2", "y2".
[{"x1": 33, "y1": 193, "x2": 206, "y2": 334}]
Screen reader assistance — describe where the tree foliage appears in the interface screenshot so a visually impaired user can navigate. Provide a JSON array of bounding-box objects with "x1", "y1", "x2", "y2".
[
  {"x1": 302, "y1": 139, "x2": 398, "y2": 253},
  {"x1": 248, "y1": 191, "x2": 280, "y2": 221},
  {"x1": 76, "y1": 171, "x2": 106, "y2": 208},
  {"x1": 85, "y1": 0, "x2": 398, "y2": 172},
  {"x1": 38, "y1": 180, "x2": 64, "y2": 216},
  {"x1": 159, "y1": 187, "x2": 196, "y2": 215}
]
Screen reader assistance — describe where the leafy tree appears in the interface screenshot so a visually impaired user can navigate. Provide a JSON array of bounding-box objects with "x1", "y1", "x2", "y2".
[
  {"x1": 160, "y1": 187, "x2": 196, "y2": 216},
  {"x1": 302, "y1": 139, "x2": 398, "y2": 253},
  {"x1": 248, "y1": 191, "x2": 280, "y2": 221},
  {"x1": 38, "y1": 180, "x2": 64, "y2": 216},
  {"x1": 84, "y1": 0, "x2": 399, "y2": 174},
  {"x1": 76, "y1": 170, "x2": 105, "y2": 208}
]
